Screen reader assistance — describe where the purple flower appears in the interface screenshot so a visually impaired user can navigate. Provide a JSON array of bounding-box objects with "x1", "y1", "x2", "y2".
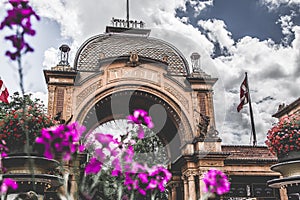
[
  {"x1": 0, "y1": 0, "x2": 40, "y2": 60},
  {"x1": 35, "y1": 122, "x2": 86, "y2": 161},
  {"x1": 124, "y1": 145, "x2": 134, "y2": 163},
  {"x1": 0, "y1": 140, "x2": 9, "y2": 158},
  {"x1": 128, "y1": 109, "x2": 154, "y2": 128},
  {"x1": 111, "y1": 158, "x2": 122, "y2": 177},
  {"x1": 202, "y1": 169, "x2": 230, "y2": 195},
  {"x1": 127, "y1": 109, "x2": 154, "y2": 139},
  {"x1": 147, "y1": 166, "x2": 172, "y2": 192},
  {"x1": 94, "y1": 148, "x2": 106, "y2": 163},
  {"x1": 138, "y1": 172, "x2": 148, "y2": 183},
  {"x1": 95, "y1": 133, "x2": 119, "y2": 146},
  {"x1": 85, "y1": 158, "x2": 103, "y2": 175},
  {"x1": 0, "y1": 178, "x2": 18, "y2": 194}
]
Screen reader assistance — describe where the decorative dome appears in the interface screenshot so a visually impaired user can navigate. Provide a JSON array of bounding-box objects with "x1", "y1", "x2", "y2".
[{"x1": 74, "y1": 32, "x2": 190, "y2": 76}]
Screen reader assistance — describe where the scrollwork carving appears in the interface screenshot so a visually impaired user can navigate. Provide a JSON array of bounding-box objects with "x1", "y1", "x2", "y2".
[
  {"x1": 76, "y1": 80, "x2": 102, "y2": 106},
  {"x1": 164, "y1": 83, "x2": 189, "y2": 110}
]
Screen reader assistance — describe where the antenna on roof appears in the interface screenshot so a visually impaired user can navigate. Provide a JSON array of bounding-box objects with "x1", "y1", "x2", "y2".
[{"x1": 126, "y1": 0, "x2": 129, "y2": 28}]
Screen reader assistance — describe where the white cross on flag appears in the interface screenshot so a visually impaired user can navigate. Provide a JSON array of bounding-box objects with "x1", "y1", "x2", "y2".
[
  {"x1": 237, "y1": 76, "x2": 249, "y2": 112},
  {"x1": 0, "y1": 77, "x2": 9, "y2": 104}
]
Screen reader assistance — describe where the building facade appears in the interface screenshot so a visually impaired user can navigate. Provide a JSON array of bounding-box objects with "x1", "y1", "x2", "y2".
[{"x1": 44, "y1": 22, "x2": 285, "y2": 199}]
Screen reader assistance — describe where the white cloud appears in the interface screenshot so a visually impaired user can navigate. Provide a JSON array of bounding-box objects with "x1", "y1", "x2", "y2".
[
  {"x1": 189, "y1": 0, "x2": 214, "y2": 16},
  {"x1": 30, "y1": 0, "x2": 82, "y2": 40},
  {"x1": 277, "y1": 14, "x2": 294, "y2": 35},
  {"x1": 30, "y1": 91, "x2": 48, "y2": 107},
  {"x1": 198, "y1": 19, "x2": 235, "y2": 52},
  {"x1": 277, "y1": 14, "x2": 296, "y2": 44},
  {"x1": 260, "y1": 0, "x2": 300, "y2": 9},
  {"x1": 43, "y1": 47, "x2": 59, "y2": 69},
  {"x1": 211, "y1": 27, "x2": 300, "y2": 144}
]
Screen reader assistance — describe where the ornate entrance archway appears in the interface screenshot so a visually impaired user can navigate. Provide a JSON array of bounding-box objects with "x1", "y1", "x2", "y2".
[
  {"x1": 44, "y1": 26, "x2": 221, "y2": 200},
  {"x1": 79, "y1": 88, "x2": 187, "y2": 161},
  {"x1": 44, "y1": 25, "x2": 228, "y2": 200}
]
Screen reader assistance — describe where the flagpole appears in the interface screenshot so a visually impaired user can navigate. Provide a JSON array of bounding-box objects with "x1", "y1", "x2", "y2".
[{"x1": 245, "y1": 72, "x2": 257, "y2": 146}]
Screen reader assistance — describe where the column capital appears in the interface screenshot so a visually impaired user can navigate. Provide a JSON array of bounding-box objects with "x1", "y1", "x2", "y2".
[{"x1": 182, "y1": 169, "x2": 198, "y2": 178}]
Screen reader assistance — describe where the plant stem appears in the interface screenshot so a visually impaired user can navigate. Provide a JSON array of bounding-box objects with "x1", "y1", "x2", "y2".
[
  {"x1": 17, "y1": 53, "x2": 25, "y2": 97},
  {"x1": 117, "y1": 184, "x2": 122, "y2": 200},
  {"x1": 151, "y1": 190, "x2": 157, "y2": 200},
  {"x1": 17, "y1": 36, "x2": 35, "y2": 191},
  {"x1": 129, "y1": 191, "x2": 134, "y2": 200}
]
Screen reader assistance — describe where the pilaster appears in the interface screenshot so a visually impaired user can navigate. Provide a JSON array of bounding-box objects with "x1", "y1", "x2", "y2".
[{"x1": 44, "y1": 66, "x2": 77, "y2": 122}]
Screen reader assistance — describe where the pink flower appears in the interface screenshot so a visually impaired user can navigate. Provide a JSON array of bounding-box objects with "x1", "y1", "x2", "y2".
[
  {"x1": 35, "y1": 122, "x2": 85, "y2": 161},
  {"x1": 124, "y1": 145, "x2": 134, "y2": 163},
  {"x1": 0, "y1": 0, "x2": 40, "y2": 60},
  {"x1": 85, "y1": 158, "x2": 103, "y2": 175},
  {"x1": 147, "y1": 166, "x2": 172, "y2": 192},
  {"x1": 111, "y1": 158, "x2": 122, "y2": 177},
  {"x1": 202, "y1": 169, "x2": 230, "y2": 195},
  {"x1": 95, "y1": 133, "x2": 119, "y2": 146},
  {"x1": 0, "y1": 178, "x2": 18, "y2": 194},
  {"x1": 127, "y1": 109, "x2": 154, "y2": 139}
]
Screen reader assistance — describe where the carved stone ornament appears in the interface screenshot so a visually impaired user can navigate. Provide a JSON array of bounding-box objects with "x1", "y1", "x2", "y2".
[{"x1": 127, "y1": 52, "x2": 140, "y2": 67}]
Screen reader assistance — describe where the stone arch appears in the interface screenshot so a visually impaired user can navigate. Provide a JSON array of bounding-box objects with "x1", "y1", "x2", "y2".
[
  {"x1": 44, "y1": 26, "x2": 284, "y2": 200},
  {"x1": 75, "y1": 84, "x2": 193, "y2": 161}
]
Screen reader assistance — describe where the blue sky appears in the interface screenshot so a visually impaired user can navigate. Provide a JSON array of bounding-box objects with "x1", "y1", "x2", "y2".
[
  {"x1": 180, "y1": 0, "x2": 283, "y2": 41},
  {"x1": 1, "y1": 0, "x2": 300, "y2": 145}
]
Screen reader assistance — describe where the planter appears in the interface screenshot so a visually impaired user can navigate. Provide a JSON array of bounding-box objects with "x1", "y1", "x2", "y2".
[
  {"x1": 1, "y1": 154, "x2": 64, "y2": 195},
  {"x1": 270, "y1": 160, "x2": 300, "y2": 177},
  {"x1": 2, "y1": 154, "x2": 61, "y2": 175},
  {"x1": 278, "y1": 150, "x2": 300, "y2": 162}
]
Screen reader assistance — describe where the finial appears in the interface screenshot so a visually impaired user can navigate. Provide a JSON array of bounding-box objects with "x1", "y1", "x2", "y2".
[
  {"x1": 58, "y1": 44, "x2": 70, "y2": 66},
  {"x1": 190, "y1": 52, "x2": 201, "y2": 72}
]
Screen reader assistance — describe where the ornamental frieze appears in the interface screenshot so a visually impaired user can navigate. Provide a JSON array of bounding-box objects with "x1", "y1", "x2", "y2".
[
  {"x1": 164, "y1": 83, "x2": 189, "y2": 110},
  {"x1": 76, "y1": 80, "x2": 102, "y2": 107}
]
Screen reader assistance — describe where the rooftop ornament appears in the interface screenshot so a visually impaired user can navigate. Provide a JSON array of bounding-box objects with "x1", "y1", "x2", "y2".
[
  {"x1": 106, "y1": 0, "x2": 150, "y2": 36},
  {"x1": 190, "y1": 52, "x2": 201, "y2": 73},
  {"x1": 58, "y1": 44, "x2": 71, "y2": 66}
]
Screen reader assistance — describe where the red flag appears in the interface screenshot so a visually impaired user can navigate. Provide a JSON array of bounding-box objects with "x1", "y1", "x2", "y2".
[
  {"x1": 237, "y1": 76, "x2": 249, "y2": 112},
  {"x1": 0, "y1": 78, "x2": 9, "y2": 104}
]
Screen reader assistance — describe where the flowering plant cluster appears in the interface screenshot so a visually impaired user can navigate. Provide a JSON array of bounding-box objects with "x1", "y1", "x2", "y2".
[
  {"x1": 0, "y1": 92, "x2": 57, "y2": 151},
  {"x1": 36, "y1": 109, "x2": 171, "y2": 199},
  {"x1": 265, "y1": 114, "x2": 300, "y2": 156},
  {"x1": 35, "y1": 122, "x2": 85, "y2": 161},
  {"x1": 202, "y1": 169, "x2": 230, "y2": 197}
]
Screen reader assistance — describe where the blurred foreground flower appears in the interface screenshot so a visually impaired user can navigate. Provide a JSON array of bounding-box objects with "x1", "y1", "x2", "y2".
[
  {"x1": 0, "y1": 0, "x2": 40, "y2": 60},
  {"x1": 127, "y1": 109, "x2": 154, "y2": 139},
  {"x1": 202, "y1": 168, "x2": 230, "y2": 198},
  {"x1": 0, "y1": 178, "x2": 18, "y2": 194},
  {"x1": 35, "y1": 122, "x2": 85, "y2": 161}
]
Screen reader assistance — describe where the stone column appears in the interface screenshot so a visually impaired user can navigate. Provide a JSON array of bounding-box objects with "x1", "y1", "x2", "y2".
[
  {"x1": 168, "y1": 187, "x2": 172, "y2": 200},
  {"x1": 171, "y1": 184, "x2": 177, "y2": 200},
  {"x1": 207, "y1": 91, "x2": 216, "y2": 128},
  {"x1": 198, "y1": 173, "x2": 205, "y2": 199},
  {"x1": 182, "y1": 176, "x2": 189, "y2": 200},
  {"x1": 188, "y1": 174, "x2": 196, "y2": 200}
]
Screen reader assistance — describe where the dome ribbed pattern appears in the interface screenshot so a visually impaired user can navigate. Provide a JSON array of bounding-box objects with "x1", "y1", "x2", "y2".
[{"x1": 74, "y1": 34, "x2": 189, "y2": 75}]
